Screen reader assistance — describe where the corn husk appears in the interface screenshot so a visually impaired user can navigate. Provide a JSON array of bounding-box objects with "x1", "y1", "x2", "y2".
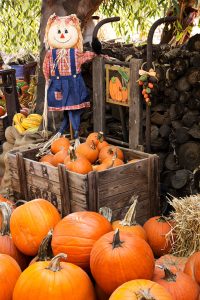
[{"x1": 167, "y1": 194, "x2": 200, "y2": 257}]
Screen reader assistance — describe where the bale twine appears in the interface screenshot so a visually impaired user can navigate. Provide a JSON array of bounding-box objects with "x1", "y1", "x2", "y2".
[{"x1": 168, "y1": 194, "x2": 200, "y2": 257}]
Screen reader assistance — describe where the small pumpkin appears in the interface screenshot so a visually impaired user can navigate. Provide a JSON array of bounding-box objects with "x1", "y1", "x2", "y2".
[
  {"x1": 0, "y1": 203, "x2": 27, "y2": 270},
  {"x1": 10, "y1": 199, "x2": 61, "y2": 256},
  {"x1": 143, "y1": 216, "x2": 172, "y2": 257},
  {"x1": 51, "y1": 148, "x2": 68, "y2": 167},
  {"x1": 86, "y1": 131, "x2": 104, "y2": 146},
  {"x1": 128, "y1": 158, "x2": 140, "y2": 164},
  {"x1": 112, "y1": 197, "x2": 147, "y2": 241},
  {"x1": 103, "y1": 155, "x2": 124, "y2": 168},
  {"x1": 155, "y1": 267, "x2": 200, "y2": 300},
  {"x1": 99, "y1": 145, "x2": 124, "y2": 163},
  {"x1": 64, "y1": 147, "x2": 93, "y2": 174},
  {"x1": 51, "y1": 136, "x2": 70, "y2": 154},
  {"x1": 39, "y1": 153, "x2": 54, "y2": 164},
  {"x1": 184, "y1": 251, "x2": 200, "y2": 285},
  {"x1": 97, "y1": 140, "x2": 109, "y2": 151},
  {"x1": 92, "y1": 163, "x2": 108, "y2": 172},
  {"x1": 51, "y1": 211, "x2": 113, "y2": 270},
  {"x1": 30, "y1": 230, "x2": 53, "y2": 265},
  {"x1": 109, "y1": 279, "x2": 173, "y2": 300},
  {"x1": 90, "y1": 229, "x2": 154, "y2": 295},
  {"x1": 0, "y1": 254, "x2": 21, "y2": 300},
  {"x1": 76, "y1": 141, "x2": 99, "y2": 163},
  {"x1": 109, "y1": 77, "x2": 123, "y2": 101},
  {"x1": 153, "y1": 254, "x2": 187, "y2": 281},
  {"x1": 121, "y1": 87, "x2": 128, "y2": 102},
  {"x1": 13, "y1": 253, "x2": 96, "y2": 300}
]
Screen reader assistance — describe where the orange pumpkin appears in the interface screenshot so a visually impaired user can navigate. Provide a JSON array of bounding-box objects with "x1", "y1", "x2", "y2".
[
  {"x1": 184, "y1": 252, "x2": 200, "y2": 285},
  {"x1": 0, "y1": 203, "x2": 27, "y2": 270},
  {"x1": 86, "y1": 131, "x2": 104, "y2": 146},
  {"x1": 99, "y1": 145, "x2": 124, "y2": 163},
  {"x1": 64, "y1": 147, "x2": 93, "y2": 174},
  {"x1": 109, "y1": 279, "x2": 173, "y2": 300},
  {"x1": 90, "y1": 229, "x2": 154, "y2": 295},
  {"x1": 51, "y1": 148, "x2": 68, "y2": 167},
  {"x1": 121, "y1": 87, "x2": 128, "y2": 102},
  {"x1": 155, "y1": 268, "x2": 200, "y2": 300},
  {"x1": 13, "y1": 254, "x2": 96, "y2": 300},
  {"x1": 39, "y1": 153, "x2": 54, "y2": 164},
  {"x1": 95, "y1": 284, "x2": 110, "y2": 300},
  {"x1": 51, "y1": 211, "x2": 113, "y2": 270},
  {"x1": 103, "y1": 155, "x2": 124, "y2": 168},
  {"x1": 0, "y1": 254, "x2": 21, "y2": 300},
  {"x1": 112, "y1": 198, "x2": 147, "y2": 241},
  {"x1": 143, "y1": 216, "x2": 172, "y2": 257},
  {"x1": 92, "y1": 163, "x2": 108, "y2": 172},
  {"x1": 109, "y1": 77, "x2": 123, "y2": 101},
  {"x1": 10, "y1": 199, "x2": 61, "y2": 256},
  {"x1": 153, "y1": 254, "x2": 187, "y2": 281},
  {"x1": 0, "y1": 194, "x2": 15, "y2": 230},
  {"x1": 97, "y1": 140, "x2": 109, "y2": 151},
  {"x1": 30, "y1": 230, "x2": 53, "y2": 265},
  {"x1": 76, "y1": 141, "x2": 99, "y2": 163},
  {"x1": 51, "y1": 136, "x2": 70, "y2": 154},
  {"x1": 128, "y1": 158, "x2": 140, "y2": 164}
]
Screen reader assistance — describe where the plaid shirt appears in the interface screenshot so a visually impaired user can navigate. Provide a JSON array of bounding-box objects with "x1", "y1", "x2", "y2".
[{"x1": 43, "y1": 48, "x2": 96, "y2": 80}]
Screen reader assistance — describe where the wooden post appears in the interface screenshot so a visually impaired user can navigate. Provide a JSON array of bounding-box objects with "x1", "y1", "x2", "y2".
[
  {"x1": 129, "y1": 59, "x2": 143, "y2": 150},
  {"x1": 58, "y1": 164, "x2": 71, "y2": 217},
  {"x1": 16, "y1": 152, "x2": 28, "y2": 200},
  {"x1": 93, "y1": 57, "x2": 105, "y2": 133},
  {"x1": 87, "y1": 171, "x2": 98, "y2": 212}
]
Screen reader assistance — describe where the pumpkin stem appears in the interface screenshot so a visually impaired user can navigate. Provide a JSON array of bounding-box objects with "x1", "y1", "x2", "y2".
[
  {"x1": 120, "y1": 195, "x2": 138, "y2": 226},
  {"x1": 97, "y1": 131, "x2": 104, "y2": 143},
  {"x1": 46, "y1": 253, "x2": 67, "y2": 272},
  {"x1": 99, "y1": 207, "x2": 112, "y2": 222},
  {"x1": 32, "y1": 229, "x2": 53, "y2": 263},
  {"x1": 15, "y1": 200, "x2": 27, "y2": 206},
  {"x1": 137, "y1": 290, "x2": 156, "y2": 300},
  {"x1": 0, "y1": 202, "x2": 12, "y2": 235},
  {"x1": 112, "y1": 229, "x2": 124, "y2": 249},
  {"x1": 163, "y1": 267, "x2": 177, "y2": 282},
  {"x1": 69, "y1": 147, "x2": 77, "y2": 161}
]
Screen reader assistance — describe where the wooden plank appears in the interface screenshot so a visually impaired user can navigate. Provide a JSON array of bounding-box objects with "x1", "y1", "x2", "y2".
[
  {"x1": 93, "y1": 56, "x2": 105, "y2": 132},
  {"x1": 26, "y1": 174, "x2": 61, "y2": 195},
  {"x1": 129, "y1": 58, "x2": 143, "y2": 150},
  {"x1": 16, "y1": 152, "x2": 28, "y2": 200},
  {"x1": 87, "y1": 171, "x2": 98, "y2": 212},
  {"x1": 58, "y1": 164, "x2": 71, "y2": 217}
]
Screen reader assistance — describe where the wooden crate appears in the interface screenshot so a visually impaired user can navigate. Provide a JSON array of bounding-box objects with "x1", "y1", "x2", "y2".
[{"x1": 7, "y1": 146, "x2": 160, "y2": 223}]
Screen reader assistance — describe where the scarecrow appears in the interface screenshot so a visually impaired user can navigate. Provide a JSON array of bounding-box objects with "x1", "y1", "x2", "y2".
[{"x1": 43, "y1": 14, "x2": 99, "y2": 145}]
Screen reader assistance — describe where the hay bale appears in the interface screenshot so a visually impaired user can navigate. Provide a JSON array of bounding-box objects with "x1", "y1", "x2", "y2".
[{"x1": 168, "y1": 194, "x2": 200, "y2": 257}]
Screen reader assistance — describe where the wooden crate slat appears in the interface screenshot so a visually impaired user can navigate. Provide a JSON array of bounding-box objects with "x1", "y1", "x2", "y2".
[{"x1": 26, "y1": 174, "x2": 61, "y2": 195}]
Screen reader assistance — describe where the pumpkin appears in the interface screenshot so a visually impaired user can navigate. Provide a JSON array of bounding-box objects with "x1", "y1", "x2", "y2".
[
  {"x1": 86, "y1": 131, "x2": 104, "y2": 146},
  {"x1": 128, "y1": 158, "x2": 140, "y2": 164},
  {"x1": 99, "y1": 146, "x2": 124, "y2": 163},
  {"x1": 0, "y1": 203, "x2": 27, "y2": 270},
  {"x1": 64, "y1": 147, "x2": 92, "y2": 174},
  {"x1": 153, "y1": 254, "x2": 187, "y2": 281},
  {"x1": 0, "y1": 194, "x2": 15, "y2": 230},
  {"x1": 10, "y1": 199, "x2": 61, "y2": 256},
  {"x1": 121, "y1": 87, "x2": 128, "y2": 102},
  {"x1": 112, "y1": 198, "x2": 147, "y2": 241},
  {"x1": 143, "y1": 216, "x2": 172, "y2": 257},
  {"x1": 155, "y1": 267, "x2": 200, "y2": 300},
  {"x1": 30, "y1": 230, "x2": 53, "y2": 265},
  {"x1": 76, "y1": 141, "x2": 99, "y2": 163},
  {"x1": 39, "y1": 153, "x2": 54, "y2": 164},
  {"x1": 92, "y1": 163, "x2": 108, "y2": 172},
  {"x1": 109, "y1": 77, "x2": 123, "y2": 101},
  {"x1": 90, "y1": 229, "x2": 155, "y2": 295},
  {"x1": 103, "y1": 156, "x2": 124, "y2": 168},
  {"x1": 0, "y1": 253, "x2": 21, "y2": 300},
  {"x1": 51, "y1": 211, "x2": 113, "y2": 269},
  {"x1": 109, "y1": 279, "x2": 173, "y2": 300},
  {"x1": 184, "y1": 251, "x2": 200, "y2": 285},
  {"x1": 13, "y1": 253, "x2": 96, "y2": 300},
  {"x1": 97, "y1": 140, "x2": 109, "y2": 151},
  {"x1": 51, "y1": 136, "x2": 70, "y2": 154},
  {"x1": 51, "y1": 148, "x2": 68, "y2": 166}
]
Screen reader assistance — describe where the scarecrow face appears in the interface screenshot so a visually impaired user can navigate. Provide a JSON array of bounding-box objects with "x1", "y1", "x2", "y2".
[{"x1": 48, "y1": 18, "x2": 79, "y2": 49}]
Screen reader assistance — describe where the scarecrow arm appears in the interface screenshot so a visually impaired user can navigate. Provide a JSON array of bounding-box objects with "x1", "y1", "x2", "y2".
[
  {"x1": 77, "y1": 50, "x2": 97, "y2": 65},
  {"x1": 43, "y1": 51, "x2": 51, "y2": 81}
]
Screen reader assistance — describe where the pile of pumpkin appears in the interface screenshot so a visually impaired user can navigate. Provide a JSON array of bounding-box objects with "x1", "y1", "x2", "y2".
[
  {"x1": 0, "y1": 194, "x2": 200, "y2": 300},
  {"x1": 39, "y1": 132, "x2": 138, "y2": 174}
]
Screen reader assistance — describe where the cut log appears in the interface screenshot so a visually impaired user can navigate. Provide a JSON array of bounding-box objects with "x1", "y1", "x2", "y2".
[
  {"x1": 179, "y1": 91, "x2": 190, "y2": 104},
  {"x1": 178, "y1": 142, "x2": 200, "y2": 171},
  {"x1": 175, "y1": 77, "x2": 191, "y2": 92},
  {"x1": 182, "y1": 111, "x2": 198, "y2": 127},
  {"x1": 164, "y1": 88, "x2": 179, "y2": 103},
  {"x1": 186, "y1": 34, "x2": 200, "y2": 51},
  {"x1": 171, "y1": 169, "x2": 189, "y2": 189},
  {"x1": 165, "y1": 152, "x2": 180, "y2": 171},
  {"x1": 175, "y1": 127, "x2": 190, "y2": 144},
  {"x1": 151, "y1": 137, "x2": 169, "y2": 151},
  {"x1": 186, "y1": 68, "x2": 200, "y2": 85},
  {"x1": 187, "y1": 98, "x2": 200, "y2": 110},
  {"x1": 190, "y1": 54, "x2": 200, "y2": 68},
  {"x1": 171, "y1": 120, "x2": 183, "y2": 129},
  {"x1": 188, "y1": 125, "x2": 200, "y2": 139},
  {"x1": 151, "y1": 125, "x2": 159, "y2": 141},
  {"x1": 157, "y1": 152, "x2": 167, "y2": 172},
  {"x1": 159, "y1": 124, "x2": 171, "y2": 138}
]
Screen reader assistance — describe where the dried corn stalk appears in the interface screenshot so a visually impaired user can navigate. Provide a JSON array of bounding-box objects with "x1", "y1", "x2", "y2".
[{"x1": 167, "y1": 194, "x2": 200, "y2": 257}]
